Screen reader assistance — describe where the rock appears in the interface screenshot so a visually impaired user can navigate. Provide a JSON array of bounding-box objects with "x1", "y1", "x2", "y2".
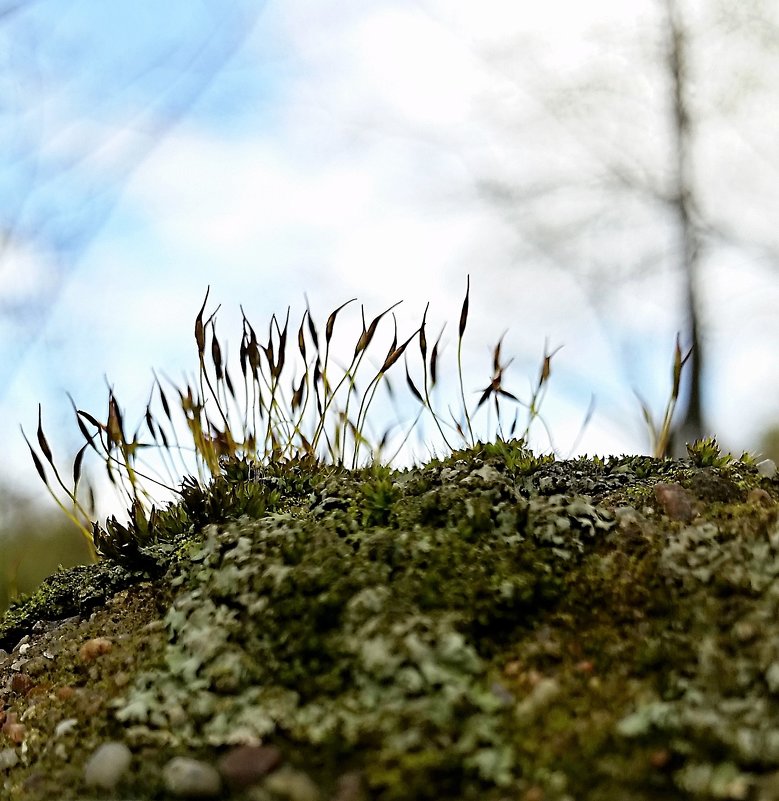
[
  {"x1": 0, "y1": 747, "x2": 19, "y2": 770},
  {"x1": 83, "y1": 741, "x2": 132, "y2": 790},
  {"x1": 163, "y1": 756, "x2": 222, "y2": 798},
  {"x1": 1, "y1": 712, "x2": 25, "y2": 744},
  {"x1": 264, "y1": 767, "x2": 320, "y2": 801},
  {"x1": 218, "y1": 744, "x2": 283, "y2": 789},
  {"x1": 78, "y1": 637, "x2": 113, "y2": 662},
  {"x1": 766, "y1": 663, "x2": 779, "y2": 695},
  {"x1": 332, "y1": 771, "x2": 366, "y2": 801},
  {"x1": 654, "y1": 482, "x2": 694, "y2": 523},
  {"x1": 10, "y1": 673, "x2": 33, "y2": 696}
]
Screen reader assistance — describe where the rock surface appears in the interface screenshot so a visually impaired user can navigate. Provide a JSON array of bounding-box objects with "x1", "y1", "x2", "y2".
[{"x1": 0, "y1": 444, "x2": 778, "y2": 800}]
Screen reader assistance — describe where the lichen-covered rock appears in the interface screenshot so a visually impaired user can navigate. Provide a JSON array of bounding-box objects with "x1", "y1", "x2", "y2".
[{"x1": 1, "y1": 443, "x2": 778, "y2": 800}]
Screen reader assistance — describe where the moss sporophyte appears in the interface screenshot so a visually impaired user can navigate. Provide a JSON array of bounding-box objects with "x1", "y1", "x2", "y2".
[{"x1": 4, "y1": 281, "x2": 779, "y2": 801}]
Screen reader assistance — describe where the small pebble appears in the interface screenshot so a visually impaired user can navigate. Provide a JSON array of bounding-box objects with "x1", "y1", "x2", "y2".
[
  {"x1": 332, "y1": 771, "x2": 366, "y2": 801},
  {"x1": 163, "y1": 756, "x2": 222, "y2": 798},
  {"x1": 79, "y1": 637, "x2": 113, "y2": 662},
  {"x1": 2, "y1": 712, "x2": 26, "y2": 744},
  {"x1": 654, "y1": 483, "x2": 694, "y2": 523},
  {"x1": 766, "y1": 663, "x2": 779, "y2": 695},
  {"x1": 0, "y1": 747, "x2": 19, "y2": 770},
  {"x1": 218, "y1": 744, "x2": 283, "y2": 789},
  {"x1": 264, "y1": 767, "x2": 320, "y2": 801},
  {"x1": 23, "y1": 656, "x2": 49, "y2": 677},
  {"x1": 84, "y1": 741, "x2": 132, "y2": 790},
  {"x1": 113, "y1": 670, "x2": 131, "y2": 688},
  {"x1": 758, "y1": 459, "x2": 777, "y2": 479},
  {"x1": 10, "y1": 673, "x2": 34, "y2": 696}
]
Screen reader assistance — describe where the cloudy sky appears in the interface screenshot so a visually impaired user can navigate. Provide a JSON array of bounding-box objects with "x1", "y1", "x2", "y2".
[{"x1": 1, "y1": 0, "x2": 778, "y2": 515}]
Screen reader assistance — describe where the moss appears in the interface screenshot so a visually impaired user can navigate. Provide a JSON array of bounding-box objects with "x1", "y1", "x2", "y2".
[
  {"x1": 2, "y1": 446, "x2": 779, "y2": 800},
  {"x1": 0, "y1": 561, "x2": 154, "y2": 653},
  {"x1": 0, "y1": 581, "x2": 173, "y2": 800}
]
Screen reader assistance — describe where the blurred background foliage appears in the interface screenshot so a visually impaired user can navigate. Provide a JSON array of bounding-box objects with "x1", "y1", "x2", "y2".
[{"x1": 0, "y1": 482, "x2": 92, "y2": 613}]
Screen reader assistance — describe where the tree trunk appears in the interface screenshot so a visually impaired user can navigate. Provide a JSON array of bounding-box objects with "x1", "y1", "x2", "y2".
[{"x1": 664, "y1": 0, "x2": 706, "y2": 454}]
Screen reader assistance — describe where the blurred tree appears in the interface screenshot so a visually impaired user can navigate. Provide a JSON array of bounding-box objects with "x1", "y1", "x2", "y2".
[
  {"x1": 468, "y1": 0, "x2": 779, "y2": 451},
  {"x1": 0, "y1": 0, "x2": 264, "y2": 392}
]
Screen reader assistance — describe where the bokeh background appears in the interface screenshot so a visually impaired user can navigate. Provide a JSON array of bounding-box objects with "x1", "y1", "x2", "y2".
[{"x1": 2, "y1": 0, "x2": 779, "y2": 608}]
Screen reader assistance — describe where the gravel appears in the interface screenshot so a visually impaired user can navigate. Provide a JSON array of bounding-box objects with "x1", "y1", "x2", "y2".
[
  {"x1": 83, "y1": 741, "x2": 132, "y2": 790},
  {"x1": 162, "y1": 756, "x2": 223, "y2": 798}
]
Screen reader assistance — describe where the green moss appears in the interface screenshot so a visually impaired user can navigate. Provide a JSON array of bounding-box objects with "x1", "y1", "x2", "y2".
[
  {"x1": 0, "y1": 561, "x2": 154, "y2": 652},
  {"x1": 3, "y1": 445, "x2": 779, "y2": 800}
]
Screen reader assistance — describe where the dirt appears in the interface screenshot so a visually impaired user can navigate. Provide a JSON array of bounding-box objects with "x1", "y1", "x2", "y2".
[{"x1": 2, "y1": 441, "x2": 779, "y2": 800}]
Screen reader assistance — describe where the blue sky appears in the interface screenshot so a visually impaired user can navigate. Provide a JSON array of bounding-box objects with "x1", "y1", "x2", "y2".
[{"x1": 1, "y1": 0, "x2": 779, "y2": 515}]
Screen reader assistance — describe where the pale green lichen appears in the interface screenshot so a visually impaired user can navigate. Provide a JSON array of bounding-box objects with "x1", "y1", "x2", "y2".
[
  {"x1": 616, "y1": 508, "x2": 779, "y2": 787},
  {"x1": 2, "y1": 445, "x2": 779, "y2": 800},
  {"x1": 114, "y1": 466, "x2": 592, "y2": 797}
]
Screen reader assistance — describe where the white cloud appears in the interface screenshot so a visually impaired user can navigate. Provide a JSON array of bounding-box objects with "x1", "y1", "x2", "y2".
[
  {"x1": 5, "y1": 0, "x2": 778, "y2": 512},
  {"x1": 55, "y1": 1, "x2": 662, "y2": 461}
]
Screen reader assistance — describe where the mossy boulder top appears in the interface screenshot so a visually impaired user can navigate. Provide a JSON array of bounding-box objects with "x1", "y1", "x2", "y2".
[{"x1": 2, "y1": 444, "x2": 779, "y2": 801}]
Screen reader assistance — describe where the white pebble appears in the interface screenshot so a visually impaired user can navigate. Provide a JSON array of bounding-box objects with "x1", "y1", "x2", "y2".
[
  {"x1": 163, "y1": 756, "x2": 222, "y2": 798},
  {"x1": 0, "y1": 748, "x2": 19, "y2": 770},
  {"x1": 84, "y1": 741, "x2": 132, "y2": 789}
]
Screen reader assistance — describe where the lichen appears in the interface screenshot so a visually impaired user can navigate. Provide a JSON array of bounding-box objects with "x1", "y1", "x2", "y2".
[{"x1": 2, "y1": 446, "x2": 779, "y2": 800}]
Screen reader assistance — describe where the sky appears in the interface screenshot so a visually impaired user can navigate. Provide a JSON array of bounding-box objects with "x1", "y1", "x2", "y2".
[{"x1": 1, "y1": 0, "x2": 778, "y2": 518}]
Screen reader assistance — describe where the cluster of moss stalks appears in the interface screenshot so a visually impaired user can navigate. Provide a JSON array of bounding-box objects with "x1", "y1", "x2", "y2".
[{"x1": 4, "y1": 284, "x2": 779, "y2": 799}]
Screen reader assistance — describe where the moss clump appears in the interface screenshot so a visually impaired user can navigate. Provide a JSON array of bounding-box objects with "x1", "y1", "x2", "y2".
[
  {"x1": 2, "y1": 446, "x2": 779, "y2": 800},
  {"x1": 114, "y1": 454, "x2": 602, "y2": 799},
  {"x1": 0, "y1": 561, "x2": 155, "y2": 653}
]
